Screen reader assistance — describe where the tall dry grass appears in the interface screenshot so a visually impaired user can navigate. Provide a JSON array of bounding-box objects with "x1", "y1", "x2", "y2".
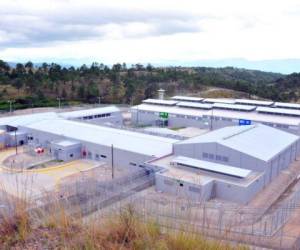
[{"x1": 0, "y1": 196, "x2": 249, "y2": 250}]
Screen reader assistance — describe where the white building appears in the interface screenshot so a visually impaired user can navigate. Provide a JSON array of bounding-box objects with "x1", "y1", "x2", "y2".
[
  {"x1": 21, "y1": 118, "x2": 177, "y2": 168},
  {"x1": 59, "y1": 106, "x2": 123, "y2": 125},
  {"x1": 148, "y1": 124, "x2": 300, "y2": 204},
  {"x1": 131, "y1": 98, "x2": 300, "y2": 135}
]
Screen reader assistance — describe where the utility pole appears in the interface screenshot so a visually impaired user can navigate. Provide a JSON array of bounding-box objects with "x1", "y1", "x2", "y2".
[
  {"x1": 210, "y1": 108, "x2": 214, "y2": 131},
  {"x1": 57, "y1": 97, "x2": 62, "y2": 109},
  {"x1": 136, "y1": 105, "x2": 139, "y2": 125},
  {"x1": 111, "y1": 144, "x2": 114, "y2": 179},
  {"x1": 14, "y1": 130, "x2": 18, "y2": 155},
  {"x1": 8, "y1": 100, "x2": 13, "y2": 114}
]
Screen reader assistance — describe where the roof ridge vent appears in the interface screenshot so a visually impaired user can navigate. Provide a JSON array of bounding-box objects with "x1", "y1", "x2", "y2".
[{"x1": 222, "y1": 125, "x2": 256, "y2": 140}]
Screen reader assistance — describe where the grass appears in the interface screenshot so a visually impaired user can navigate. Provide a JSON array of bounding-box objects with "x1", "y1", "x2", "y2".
[{"x1": 0, "y1": 199, "x2": 249, "y2": 250}]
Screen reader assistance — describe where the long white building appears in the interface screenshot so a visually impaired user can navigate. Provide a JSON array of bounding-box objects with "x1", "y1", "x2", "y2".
[
  {"x1": 131, "y1": 98, "x2": 300, "y2": 134},
  {"x1": 0, "y1": 105, "x2": 299, "y2": 204}
]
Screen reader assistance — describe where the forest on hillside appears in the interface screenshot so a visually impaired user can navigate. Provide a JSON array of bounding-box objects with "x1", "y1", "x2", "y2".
[{"x1": 0, "y1": 59, "x2": 298, "y2": 110}]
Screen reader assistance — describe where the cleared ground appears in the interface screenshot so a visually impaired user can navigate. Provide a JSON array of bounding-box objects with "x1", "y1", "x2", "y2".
[{"x1": 0, "y1": 148, "x2": 103, "y2": 199}]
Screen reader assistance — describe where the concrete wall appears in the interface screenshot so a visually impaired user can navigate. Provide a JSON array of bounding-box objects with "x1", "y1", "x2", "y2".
[
  {"x1": 174, "y1": 142, "x2": 266, "y2": 171},
  {"x1": 6, "y1": 132, "x2": 28, "y2": 147},
  {"x1": 131, "y1": 110, "x2": 208, "y2": 128},
  {"x1": 154, "y1": 167, "x2": 265, "y2": 204},
  {"x1": 155, "y1": 170, "x2": 214, "y2": 202},
  {"x1": 214, "y1": 174, "x2": 265, "y2": 204},
  {"x1": 131, "y1": 110, "x2": 158, "y2": 126},
  {"x1": 50, "y1": 143, "x2": 82, "y2": 162}
]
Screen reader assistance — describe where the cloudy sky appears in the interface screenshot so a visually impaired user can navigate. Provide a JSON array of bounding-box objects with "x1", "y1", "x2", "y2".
[{"x1": 1, "y1": 0, "x2": 300, "y2": 72}]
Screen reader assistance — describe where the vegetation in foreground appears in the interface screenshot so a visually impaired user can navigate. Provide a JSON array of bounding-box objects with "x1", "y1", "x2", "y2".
[
  {"x1": 1, "y1": 59, "x2": 299, "y2": 112},
  {"x1": 0, "y1": 201, "x2": 248, "y2": 250}
]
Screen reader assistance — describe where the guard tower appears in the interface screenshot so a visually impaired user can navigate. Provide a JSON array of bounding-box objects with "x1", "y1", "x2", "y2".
[{"x1": 158, "y1": 89, "x2": 165, "y2": 100}]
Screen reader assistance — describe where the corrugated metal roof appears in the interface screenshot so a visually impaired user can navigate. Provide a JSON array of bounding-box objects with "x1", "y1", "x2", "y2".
[
  {"x1": 0, "y1": 112, "x2": 59, "y2": 127},
  {"x1": 213, "y1": 103, "x2": 256, "y2": 111},
  {"x1": 59, "y1": 106, "x2": 120, "y2": 119},
  {"x1": 23, "y1": 119, "x2": 177, "y2": 157},
  {"x1": 177, "y1": 124, "x2": 299, "y2": 161},
  {"x1": 274, "y1": 102, "x2": 300, "y2": 110},
  {"x1": 177, "y1": 102, "x2": 213, "y2": 109},
  {"x1": 53, "y1": 140, "x2": 81, "y2": 147},
  {"x1": 171, "y1": 96, "x2": 203, "y2": 102},
  {"x1": 203, "y1": 98, "x2": 236, "y2": 104},
  {"x1": 257, "y1": 107, "x2": 300, "y2": 117},
  {"x1": 142, "y1": 99, "x2": 178, "y2": 106},
  {"x1": 236, "y1": 99, "x2": 274, "y2": 106},
  {"x1": 172, "y1": 156, "x2": 251, "y2": 178}
]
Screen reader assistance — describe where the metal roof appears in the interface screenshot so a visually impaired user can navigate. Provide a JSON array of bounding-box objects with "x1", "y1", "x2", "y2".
[
  {"x1": 52, "y1": 140, "x2": 81, "y2": 147},
  {"x1": 59, "y1": 106, "x2": 120, "y2": 119},
  {"x1": 177, "y1": 124, "x2": 299, "y2": 161},
  {"x1": 142, "y1": 99, "x2": 178, "y2": 106},
  {"x1": 0, "y1": 112, "x2": 59, "y2": 128},
  {"x1": 274, "y1": 102, "x2": 300, "y2": 110},
  {"x1": 171, "y1": 96, "x2": 203, "y2": 102},
  {"x1": 203, "y1": 98, "x2": 236, "y2": 104},
  {"x1": 213, "y1": 103, "x2": 256, "y2": 111},
  {"x1": 235, "y1": 99, "x2": 274, "y2": 106},
  {"x1": 172, "y1": 156, "x2": 251, "y2": 178},
  {"x1": 257, "y1": 107, "x2": 300, "y2": 117},
  {"x1": 177, "y1": 102, "x2": 213, "y2": 109},
  {"x1": 23, "y1": 119, "x2": 177, "y2": 157}
]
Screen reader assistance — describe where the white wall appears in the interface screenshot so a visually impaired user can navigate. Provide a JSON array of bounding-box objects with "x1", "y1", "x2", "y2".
[{"x1": 155, "y1": 171, "x2": 214, "y2": 202}]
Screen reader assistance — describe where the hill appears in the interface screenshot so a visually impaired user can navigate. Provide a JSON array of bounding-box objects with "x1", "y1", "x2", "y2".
[{"x1": 0, "y1": 59, "x2": 295, "y2": 111}]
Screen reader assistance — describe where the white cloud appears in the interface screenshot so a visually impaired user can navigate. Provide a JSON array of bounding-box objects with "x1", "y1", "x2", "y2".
[{"x1": 1, "y1": 0, "x2": 300, "y2": 65}]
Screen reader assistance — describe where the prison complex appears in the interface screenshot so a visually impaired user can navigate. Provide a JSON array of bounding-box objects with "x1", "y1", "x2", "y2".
[
  {"x1": 0, "y1": 98, "x2": 299, "y2": 204},
  {"x1": 131, "y1": 97, "x2": 300, "y2": 135}
]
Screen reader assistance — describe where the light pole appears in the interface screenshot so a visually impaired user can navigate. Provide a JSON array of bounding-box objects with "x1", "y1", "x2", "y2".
[
  {"x1": 111, "y1": 144, "x2": 114, "y2": 179},
  {"x1": 97, "y1": 96, "x2": 101, "y2": 105},
  {"x1": 210, "y1": 108, "x2": 214, "y2": 131},
  {"x1": 57, "y1": 97, "x2": 62, "y2": 109},
  {"x1": 7, "y1": 100, "x2": 13, "y2": 114},
  {"x1": 14, "y1": 130, "x2": 18, "y2": 155}
]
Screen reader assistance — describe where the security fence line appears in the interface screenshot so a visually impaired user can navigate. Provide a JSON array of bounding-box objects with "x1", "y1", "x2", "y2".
[{"x1": 2, "y1": 165, "x2": 300, "y2": 249}]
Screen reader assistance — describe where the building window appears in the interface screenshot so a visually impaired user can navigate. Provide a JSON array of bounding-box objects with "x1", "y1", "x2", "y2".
[
  {"x1": 130, "y1": 162, "x2": 137, "y2": 166},
  {"x1": 101, "y1": 155, "x2": 107, "y2": 158},
  {"x1": 222, "y1": 156, "x2": 229, "y2": 162},
  {"x1": 179, "y1": 183, "x2": 184, "y2": 187},
  {"x1": 209, "y1": 154, "x2": 214, "y2": 160},
  {"x1": 69, "y1": 154, "x2": 73, "y2": 158},
  {"x1": 202, "y1": 152, "x2": 208, "y2": 158},
  {"x1": 216, "y1": 155, "x2": 222, "y2": 161},
  {"x1": 95, "y1": 154, "x2": 100, "y2": 160}
]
